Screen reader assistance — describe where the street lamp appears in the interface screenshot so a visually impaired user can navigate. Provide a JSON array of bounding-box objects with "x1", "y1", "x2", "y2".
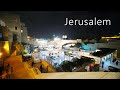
[{"x1": 62, "y1": 35, "x2": 67, "y2": 40}]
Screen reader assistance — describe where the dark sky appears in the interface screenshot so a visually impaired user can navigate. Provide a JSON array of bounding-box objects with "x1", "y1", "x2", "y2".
[{"x1": 11, "y1": 11, "x2": 120, "y2": 39}]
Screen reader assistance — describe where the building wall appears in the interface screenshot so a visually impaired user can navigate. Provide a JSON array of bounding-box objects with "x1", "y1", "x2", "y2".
[
  {"x1": 27, "y1": 38, "x2": 37, "y2": 46},
  {"x1": 0, "y1": 13, "x2": 22, "y2": 47},
  {"x1": 0, "y1": 41, "x2": 10, "y2": 58},
  {"x1": 96, "y1": 41, "x2": 120, "y2": 58},
  {"x1": 83, "y1": 40, "x2": 120, "y2": 58},
  {"x1": 21, "y1": 22, "x2": 28, "y2": 43},
  {"x1": 81, "y1": 43, "x2": 97, "y2": 50}
]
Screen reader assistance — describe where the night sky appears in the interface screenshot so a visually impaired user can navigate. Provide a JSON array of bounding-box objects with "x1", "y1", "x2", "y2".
[{"x1": 11, "y1": 11, "x2": 120, "y2": 39}]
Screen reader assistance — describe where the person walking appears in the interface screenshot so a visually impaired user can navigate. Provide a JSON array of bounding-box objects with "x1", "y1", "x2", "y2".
[
  {"x1": 116, "y1": 61, "x2": 118, "y2": 66},
  {"x1": 32, "y1": 61, "x2": 34, "y2": 67},
  {"x1": 102, "y1": 61, "x2": 104, "y2": 68},
  {"x1": 6, "y1": 64, "x2": 10, "y2": 74},
  {"x1": 40, "y1": 65, "x2": 42, "y2": 73}
]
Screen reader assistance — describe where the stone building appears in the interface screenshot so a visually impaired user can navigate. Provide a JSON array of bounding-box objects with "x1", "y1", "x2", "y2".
[
  {"x1": 0, "y1": 12, "x2": 29, "y2": 54},
  {"x1": 0, "y1": 13, "x2": 22, "y2": 50},
  {"x1": 21, "y1": 22, "x2": 28, "y2": 44},
  {"x1": 0, "y1": 20, "x2": 10, "y2": 57}
]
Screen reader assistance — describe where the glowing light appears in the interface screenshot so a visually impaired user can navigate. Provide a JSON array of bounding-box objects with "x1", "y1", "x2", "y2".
[
  {"x1": 34, "y1": 49, "x2": 38, "y2": 52},
  {"x1": 21, "y1": 30, "x2": 23, "y2": 33},
  {"x1": 96, "y1": 49, "x2": 101, "y2": 52},
  {"x1": 102, "y1": 36, "x2": 120, "y2": 39},
  {"x1": 62, "y1": 35, "x2": 67, "y2": 39},
  {"x1": 54, "y1": 37, "x2": 61, "y2": 41},
  {"x1": 0, "y1": 52, "x2": 3, "y2": 58},
  {"x1": 3, "y1": 46, "x2": 6, "y2": 49},
  {"x1": 40, "y1": 40, "x2": 47, "y2": 43},
  {"x1": 106, "y1": 39, "x2": 109, "y2": 41},
  {"x1": 27, "y1": 36, "x2": 31, "y2": 39},
  {"x1": 3, "y1": 41, "x2": 10, "y2": 55},
  {"x1": 68, "y1": 51, "x2": 72, "y2": 54},
  {"x1": 0, "y1": 52, "x2": 2, "y2": 56},
  {"x1": 36, "y1": 39, "x2": 38, "y2": 41}
]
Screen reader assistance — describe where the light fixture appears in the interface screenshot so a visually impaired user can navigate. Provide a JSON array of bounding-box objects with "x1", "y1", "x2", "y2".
[
  {"x1": 21, "y1": 30, "x2": 23, "y2": 33},
  {"x1": 54, "y1": 37, "x2": 61, "y2": 41}
]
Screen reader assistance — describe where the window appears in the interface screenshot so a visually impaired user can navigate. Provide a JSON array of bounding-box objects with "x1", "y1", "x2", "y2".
[{"x1": 15, "y1": 26, "x2": 17, "y2": 30}]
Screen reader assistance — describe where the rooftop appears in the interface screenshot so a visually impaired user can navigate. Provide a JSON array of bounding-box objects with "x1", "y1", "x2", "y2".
[{"x1": 91, "y1": 48, "x2": 116, "y2": 57}]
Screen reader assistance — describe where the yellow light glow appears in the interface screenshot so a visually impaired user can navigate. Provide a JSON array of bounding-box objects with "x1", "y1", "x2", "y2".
[
  {"x1": 3, "y1": 46, "x2": 6, "y2": 49},
  {"x1": 102, "y1": 36, "x2": 120, "y2": 39},
  {"x1": 106, "y1": 39, "x2": 109, "y2": 41},
  {"x1": 0, "y1": 52, "x2": 2, "y2": 58},
  {"x1": 0, "y1": 52, "x2": 2, "y2": 56},
  {"x1": 3, "y1": 41, "x2": 10, "y2": 55},
  {"x1": 27, "y1": 36, "x2": 31, "y2": 39},
  {"x1": 68, "y1": 51, "x2": 72, "y2": 54}
]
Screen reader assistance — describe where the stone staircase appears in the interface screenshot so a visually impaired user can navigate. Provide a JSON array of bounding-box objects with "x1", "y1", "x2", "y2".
[
  {"x1": 23, "y1": 62, "x2": 41, "y2": 79},
  {"x1": 41, "y1": 60, "x2": 56, "y2": 73},
  {"x1": 3, "y1": 55, "x2": 42, "y2": 79}
]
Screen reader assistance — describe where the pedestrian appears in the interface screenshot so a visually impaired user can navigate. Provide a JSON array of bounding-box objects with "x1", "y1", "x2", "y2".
[
  {"x1": 102, "y1": 61, "x2": 104, "y2": 68},
  {"x1": 40, "y1": 65, "x2": 42, "y2": 72},
  {"x1": 7, "y1": 64, "x2": 10, "y2": 68},
  {"x1": 32, "y1": 61, "x2": 34, "y2": 67},
  {"x1": 11, "y1": 67, "x2": 13, "y2": 73},
  {"x1": 113, "y1": 58, "x2": 116, "y2": 63},
  {"x1": 6, "y1": 73, "x2": 10, "y2": 79},
  {"x1": 85, "y1": 66, "x2": 87, "y2": 71},
  {"x1": 85, "y1": 66, "x2": 89, "y2": 72},
  {"x1": 47, "y1": 66, "x2": 49, "y2": 72},
  {"x1": 6, "y1": 64, "x2": 10, "y2": 73},
  {"x1": 116, "y1": 61, "x2": 118, "y2": 66}
]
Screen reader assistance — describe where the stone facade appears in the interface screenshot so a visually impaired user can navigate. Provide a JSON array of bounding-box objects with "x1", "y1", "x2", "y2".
[
  {"x1": 0, "y1": 13, "x2": 22, "y2": 50},
  {"x1": 21, "y1": 22, "x2": 28, "y2": 44},
  {"x1": 0, "y1": 13, "x2": 28, "y2": 53}
]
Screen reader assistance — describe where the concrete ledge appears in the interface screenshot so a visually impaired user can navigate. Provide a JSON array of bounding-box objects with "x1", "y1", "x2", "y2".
[{"x1": 40, "y1": 72, "x2": 120, "y2": 79}]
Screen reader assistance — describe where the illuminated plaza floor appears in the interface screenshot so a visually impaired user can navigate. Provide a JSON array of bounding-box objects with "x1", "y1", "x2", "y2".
[{"x1": 3, "y1": 55, "x2": 120, "y2": 79}]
